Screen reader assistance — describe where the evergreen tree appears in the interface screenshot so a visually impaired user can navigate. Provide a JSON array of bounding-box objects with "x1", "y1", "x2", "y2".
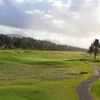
[
  {"x1": 88, "y1": 39, "x2": 100, "y2": 61},
  {"x1": 0, "y1": 34, "x2": 86, "y2": 51}
]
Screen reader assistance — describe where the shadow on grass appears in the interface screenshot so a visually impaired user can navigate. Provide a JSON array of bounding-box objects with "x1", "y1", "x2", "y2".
[
  {"x1": 2, "y1": 56, "x2": 100, "y2": 66},
  {"x1": 32, "y1": 61, "x2": 64, "y2": 65},
  {"x1": 64, "y1": 58, "x2": 89, "y2": 62},
  {"x1": 64, "y1": 59, "x2": 82, "y2": 62},
  {"x1": 64, "y1": 58, "x2": 99, "y2": 62},
  {"x1": 3, "y1": 57, "x2": 64, "y2": 65}
]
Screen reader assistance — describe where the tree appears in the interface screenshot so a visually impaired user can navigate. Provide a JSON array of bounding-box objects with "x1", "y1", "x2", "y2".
[
  {"x1": 0, "y1": 34, "x2": 86, "y2": 51},
  {"x1": 88, "y1": 39, "x2": 100, "y2": 61}
]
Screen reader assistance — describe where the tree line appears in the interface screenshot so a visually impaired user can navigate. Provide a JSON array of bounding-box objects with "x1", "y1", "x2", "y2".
[{"x1": 0, "y1": 34, "x2": 86, "y2": 51}]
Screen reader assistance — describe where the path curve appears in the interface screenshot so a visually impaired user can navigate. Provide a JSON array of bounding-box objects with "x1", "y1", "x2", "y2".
[{"x1": 77, "y1": 65, "x2": 100, "y2": 100}]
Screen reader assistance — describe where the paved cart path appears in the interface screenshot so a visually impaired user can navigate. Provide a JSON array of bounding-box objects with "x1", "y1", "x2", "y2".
[{"x1": 77, "y1": 65, "x2": 100, "y2": 100}]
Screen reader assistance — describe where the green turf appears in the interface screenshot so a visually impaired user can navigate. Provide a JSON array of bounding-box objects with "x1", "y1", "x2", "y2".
[
  {"x1": 80, "y1": 53, "x2": 100, "y2": 100},
  {"x1": 0, "y1": 50, "x2": 93, "y2": 100},
  {"x1": 91, "y1": 80, "x2": 100, "y2": 100}
]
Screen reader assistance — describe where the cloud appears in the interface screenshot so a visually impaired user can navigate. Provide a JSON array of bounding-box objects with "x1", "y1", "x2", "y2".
[
  {"x1": 43, "y1": 13, "x2": 53, "y2": 19},
  {"x1": 0, "y1": 0, "x2": 100, "y2": 48},
  {"x1": 0, "y1": 0, "x2": 4, "y2": 5},
  {"x1": 0, "y1": 24, "x2": 99, "y2": 48},
  {"x1": 0, "y1": 25, "x2": 24, "y2": 34},
  {"x1": 15, "y1": 0, "x2": 25, "y2": 4},
  {"x1": 26, "y1": 9, "x2": 45, "y2": 15}
]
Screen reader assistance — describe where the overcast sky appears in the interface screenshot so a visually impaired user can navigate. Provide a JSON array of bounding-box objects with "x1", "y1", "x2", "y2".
[{"x1": 0, "y1": 0, "x2": 100, "y2": 48}]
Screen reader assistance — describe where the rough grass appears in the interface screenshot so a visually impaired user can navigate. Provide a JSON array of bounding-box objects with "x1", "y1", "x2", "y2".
[
  {"x1": 81, "y1": 53, "x2": 100, "y2": 100},
  {"x1": 0, "y1": 50, "x2": 93, "y2": 100},
  {"x1": 91, "y1": 80, "x2": 100, "y2": 100}
]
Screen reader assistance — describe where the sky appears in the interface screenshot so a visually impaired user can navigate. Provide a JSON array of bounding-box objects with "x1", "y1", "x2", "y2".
[{"x1": 0, "y1": 0, "x2": 100, "y2": 48}]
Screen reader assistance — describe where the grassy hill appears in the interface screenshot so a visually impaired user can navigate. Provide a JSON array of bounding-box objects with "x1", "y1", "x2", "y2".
[{"x1": 0, "y1": 50, "x2": 93, "y2": 100}]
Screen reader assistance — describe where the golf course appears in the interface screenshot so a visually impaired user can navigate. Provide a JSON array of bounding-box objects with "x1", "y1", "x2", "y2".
[
  {"x1": 0, "y1": 0, "x2": 100, "y2": 99},
  {"x1": 0, "y1": 50, "x2": 100, "y2": 100}
]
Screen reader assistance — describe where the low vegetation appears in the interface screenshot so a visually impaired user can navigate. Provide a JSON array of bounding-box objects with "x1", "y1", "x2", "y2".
[
  {"x1": 0, "y1": 50, "x2": 92, "y2": 100},
  {"x1": 88, "y1": 58, "x2": 100, "y2": 100},
  {"x1": 91, "y1": 80, "x2": 100, "y2": 100}
]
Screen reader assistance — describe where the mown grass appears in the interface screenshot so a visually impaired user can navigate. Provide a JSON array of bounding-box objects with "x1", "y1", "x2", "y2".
[
  {"x1": 80, "y1": 53, "x2": 100, "y2": 100},
  {"x1": 91, "y1": 80, "x2": 100, "y2": 100},
  {"x1": 0, "y1": 50, "x2": 93, "y2": 100}
]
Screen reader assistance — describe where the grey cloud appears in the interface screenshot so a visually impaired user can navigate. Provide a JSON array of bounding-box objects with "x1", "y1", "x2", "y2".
[{"x1": 0, "y1": 0, "x2": 100, "y2": 39}]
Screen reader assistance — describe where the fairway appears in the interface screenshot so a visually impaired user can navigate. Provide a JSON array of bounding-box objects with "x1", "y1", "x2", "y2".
[
  {"x1": 0, "y1": 0, "x2": 100, "y2": 99},
  {"x1": 88, "y1": 60, "x2": 100, "y2": 100},
  {"x1": 0, "y1": 50, "x2": 93, "y2": 100}
]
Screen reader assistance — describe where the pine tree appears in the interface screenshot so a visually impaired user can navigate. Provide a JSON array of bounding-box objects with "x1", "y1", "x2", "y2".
[{"x1": 88, "y1": 39, "x2": 100, "y2": 61}]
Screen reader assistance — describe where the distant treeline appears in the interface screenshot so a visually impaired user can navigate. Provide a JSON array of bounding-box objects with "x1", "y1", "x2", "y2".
[{"x1": 0, "y1": 34, "x2": 86, "y2": 51}]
